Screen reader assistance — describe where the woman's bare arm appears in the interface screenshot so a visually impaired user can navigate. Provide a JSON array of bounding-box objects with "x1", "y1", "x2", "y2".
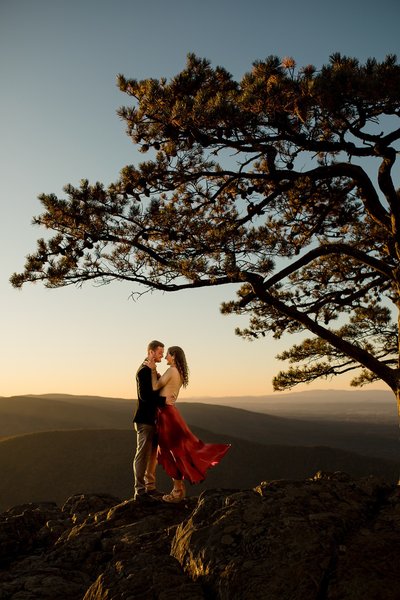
[{"x1": 151, "y1": 367, "x2": 171, "y2": 391}]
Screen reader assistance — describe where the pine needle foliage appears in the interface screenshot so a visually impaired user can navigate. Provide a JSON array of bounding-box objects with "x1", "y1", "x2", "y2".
[{"x1": 11, "y1": 53, "x2": 400, "y2": 396}]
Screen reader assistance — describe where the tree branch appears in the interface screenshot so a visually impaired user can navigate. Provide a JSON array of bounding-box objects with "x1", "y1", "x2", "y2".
[
  {"x1": 245, "y1": 273, "x2": 399, "y2": 391},
  {"x1": 262, "y1": 243, "x2": 393, "y2": 289}
]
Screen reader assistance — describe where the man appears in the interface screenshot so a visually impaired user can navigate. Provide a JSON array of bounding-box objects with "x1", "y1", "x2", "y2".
[{"x1": 133, "y1": 340, "x2": 174, "y2": 500}]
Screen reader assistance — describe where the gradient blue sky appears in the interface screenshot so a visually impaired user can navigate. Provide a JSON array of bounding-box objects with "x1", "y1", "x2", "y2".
[{"x1": 1, "y1": 0, "x2": 399, "y2": 399}]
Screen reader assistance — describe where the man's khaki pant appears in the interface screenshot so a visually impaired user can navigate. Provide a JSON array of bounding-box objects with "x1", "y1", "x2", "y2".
[{"x1": 133, "y1": 423, "x2": 157, "y2": 497}]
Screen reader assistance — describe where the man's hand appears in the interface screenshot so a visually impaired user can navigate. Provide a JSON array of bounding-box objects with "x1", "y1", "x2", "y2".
[
  {"x1": 144, "y1": 357, "x2": 156, "y2": 370},
  {"x1": 165, "y1": 394, "x2": 176, "y2": 406}
]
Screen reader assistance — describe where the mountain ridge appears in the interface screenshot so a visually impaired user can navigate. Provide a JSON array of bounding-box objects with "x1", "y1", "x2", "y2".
[
  {"x1": 0, "y1": 393, "x2": 398, "y2": 460},
  {"x1": 1, "y1": 391, "x2": 398, "y2": 511},
  {"x1": 0, "y1": 427, "x2": 398, "y2": 511}
]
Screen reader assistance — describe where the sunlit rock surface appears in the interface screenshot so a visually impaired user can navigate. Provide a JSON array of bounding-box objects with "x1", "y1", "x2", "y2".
[{"x1": 0, "y1": 473, "x2": 399, "y2": 599}]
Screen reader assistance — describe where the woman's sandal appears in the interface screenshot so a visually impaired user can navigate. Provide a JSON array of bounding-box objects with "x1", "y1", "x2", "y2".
[{"x1": 162, "y1": 488, "x2": 185, "y2": 503}]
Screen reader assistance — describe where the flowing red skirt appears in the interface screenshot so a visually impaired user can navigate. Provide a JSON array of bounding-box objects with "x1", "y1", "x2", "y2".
[{"x1": 156, "y1": 405, "x2": 231, "y2": 484}]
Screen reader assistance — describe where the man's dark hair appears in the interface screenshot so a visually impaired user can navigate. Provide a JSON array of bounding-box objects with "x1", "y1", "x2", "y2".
[{"x1": 147, "y1": 340, "x2": 164, "y2": 351}]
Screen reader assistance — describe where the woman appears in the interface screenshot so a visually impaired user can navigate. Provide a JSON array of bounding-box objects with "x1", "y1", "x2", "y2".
[{"x1": 146, "y1": 346, "x2": 230, "y2": 503}]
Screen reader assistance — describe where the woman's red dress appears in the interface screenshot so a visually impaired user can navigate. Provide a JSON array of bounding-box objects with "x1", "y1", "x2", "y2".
[{"x1": 156, "y1": 405, "x2": 231, "y2": 484}]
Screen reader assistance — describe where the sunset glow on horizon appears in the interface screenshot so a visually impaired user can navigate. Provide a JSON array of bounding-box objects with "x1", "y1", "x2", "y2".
[{"x1": 1, "y1": 0, "x2": 398, "y2": 401}]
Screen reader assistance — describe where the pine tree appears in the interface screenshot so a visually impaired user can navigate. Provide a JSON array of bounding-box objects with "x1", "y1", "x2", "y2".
[{"x1": 11, "y1": 53, "x2": 400, "y2": 411}]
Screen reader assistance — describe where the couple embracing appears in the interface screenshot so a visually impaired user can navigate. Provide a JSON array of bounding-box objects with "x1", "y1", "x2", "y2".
[{"x1": 133, "y1": 340, "x2": 230, "y2": 503}]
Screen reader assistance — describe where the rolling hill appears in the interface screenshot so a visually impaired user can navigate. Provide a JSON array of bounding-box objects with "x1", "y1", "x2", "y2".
[
  {"x1": 178, "y1": 403, "x2": 400, "y2": 461},
  {"x1": 0, "y1": 392, "x2": 399, "y2": 511},
  {"x1": 0, "y1": 393, "x2": 398, "y2": 460},
  {"x1": 0, "y1": 394, "x2": 130, "y2": 436},
  {"x1": 0, "y1": 427, "x2": 398, "y2": 511}
]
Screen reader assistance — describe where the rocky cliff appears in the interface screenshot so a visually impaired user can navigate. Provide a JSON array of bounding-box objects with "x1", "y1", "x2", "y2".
[{"x1": 0, "y1": 472, "x2": 399, "y2": 599}]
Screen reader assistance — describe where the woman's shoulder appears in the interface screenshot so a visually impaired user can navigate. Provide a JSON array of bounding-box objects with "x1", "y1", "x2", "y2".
[{"x1": 163, "y1": 366, "x2": 179, "y2": 377}]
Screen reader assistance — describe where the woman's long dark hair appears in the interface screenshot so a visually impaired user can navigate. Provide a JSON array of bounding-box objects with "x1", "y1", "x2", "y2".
[{"x1": 168, "y1": 346, "x2": 189, "y2": 388}]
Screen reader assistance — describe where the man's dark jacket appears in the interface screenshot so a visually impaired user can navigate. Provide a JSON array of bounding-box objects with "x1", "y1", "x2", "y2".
[{"x1": 134, "y1": 362, "x2": 166, "y2": 425}]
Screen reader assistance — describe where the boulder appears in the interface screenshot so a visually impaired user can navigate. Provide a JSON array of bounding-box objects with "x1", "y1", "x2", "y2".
[
  {"x1": 0, "y1": 475, "x2": 399, "y2": 599},
  {"x1": 171, "y1": 473, "x2": 398, "y2": 600}
]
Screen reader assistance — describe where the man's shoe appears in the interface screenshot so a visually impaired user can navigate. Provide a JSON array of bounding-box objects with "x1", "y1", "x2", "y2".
[{"x1": 134, "y1": 492, "x2": 157, "y2": 503}]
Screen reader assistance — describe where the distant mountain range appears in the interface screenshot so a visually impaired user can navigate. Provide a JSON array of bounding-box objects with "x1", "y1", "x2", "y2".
[
  {"x1": 187, "y1": 388, "x2": 397, "y2": 422},
  {"x1": 1, "y1": 392, "x2": 397, "y2": 459},
  {"x1": 0, "y1": 392, "x2": 398, "y2": 511}
]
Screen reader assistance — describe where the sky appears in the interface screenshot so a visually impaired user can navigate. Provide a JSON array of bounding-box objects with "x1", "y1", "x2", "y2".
[{"x1": 1, "y1": 0, "x2": 399, "y2": 400}]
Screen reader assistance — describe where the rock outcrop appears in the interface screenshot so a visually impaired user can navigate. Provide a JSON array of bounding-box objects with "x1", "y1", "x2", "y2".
[{"x1": 0, "y1": 473, "x2": 399, "y2": 599}]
